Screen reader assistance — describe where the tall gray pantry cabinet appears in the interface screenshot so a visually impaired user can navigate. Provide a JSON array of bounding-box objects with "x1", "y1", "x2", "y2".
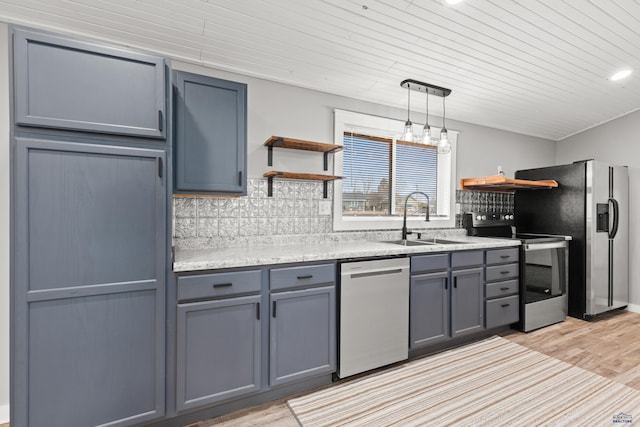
[{"x1": 11, "y1": 28, "x2": 168, "y2": 426}]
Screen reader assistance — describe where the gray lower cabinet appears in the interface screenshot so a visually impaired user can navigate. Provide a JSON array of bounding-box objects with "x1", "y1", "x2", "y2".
[
  {"x1": 485, "y1": 248, "x2": 520, "y2": 329},
  {"x1": 176, "y1": 295, "x2": 262, "y2": 411},
  {"x1": 13, "y1": 28, "x2": 166, "y2": 139},
  {"x1": 410, "y1": 254, "x2": 450, "y2": 349},
  {"x1": 269, "y1": 263, "x2": 336, "y2": 387},
  {"x1": 173, "y1": 71, "x2": 247, "y2": 194},
  {"x1": 451, "y1": 251, "x2": 485, "y2": 337},
  {"x1": 13, "y1": 138, "x2": 166, "y2": 427},
  {"x1": 175, "y1": 269, "x2": 262, "y2": 411}
]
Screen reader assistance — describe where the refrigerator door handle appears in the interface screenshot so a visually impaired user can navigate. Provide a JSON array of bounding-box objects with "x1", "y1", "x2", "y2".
[{"x1": 609, "y1": 198, "x2": 620, "y2": 239}]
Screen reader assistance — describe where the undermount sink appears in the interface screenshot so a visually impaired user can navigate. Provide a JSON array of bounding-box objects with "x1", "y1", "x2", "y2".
[
  {"x1": 418, "y1": 238, "x2": 465, "y2": 245},
  {"x1": 383, "y1": 240, "x2": 433, "y2": 246},
  {"x1": 382, "y1": 239, "x2": 464, "y2": 246}
]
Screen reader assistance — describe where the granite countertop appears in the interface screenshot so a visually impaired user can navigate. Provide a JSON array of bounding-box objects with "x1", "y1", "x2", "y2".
[{"x1": 173, "y1": 235, "x2": 520, "y2": 272}]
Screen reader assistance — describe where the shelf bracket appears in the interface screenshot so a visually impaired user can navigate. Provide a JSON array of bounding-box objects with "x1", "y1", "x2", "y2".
[
  {"x1": 267, "y1": 137, "x2": 284, "y2": 167},
  {"x1": 267, "y1": 175, "x2": 274, "y2": 197}
]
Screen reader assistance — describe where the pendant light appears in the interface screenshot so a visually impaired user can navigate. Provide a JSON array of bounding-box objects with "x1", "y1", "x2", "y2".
[
  {"x1": 401, "y1": 83, "x2": 414, "y2": 142},
  {"x1": 438, "y1": 93, "x2": 451, "y2": 154},
  {"x1": 421, "y1": 91, "x2": 435, "y2": 145},
  {"x1": 399, "y1": 79, "x2": 452, "y2": 151}
]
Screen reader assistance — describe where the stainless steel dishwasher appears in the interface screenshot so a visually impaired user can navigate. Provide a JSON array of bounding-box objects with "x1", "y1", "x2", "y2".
[{"x1": 338, "y1": 257, "x2": 410, "y2": 378}]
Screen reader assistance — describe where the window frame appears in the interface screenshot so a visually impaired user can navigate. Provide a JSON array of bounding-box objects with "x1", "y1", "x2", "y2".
[{"x1": 333, "y1": 109, "x2": 458, "y2": 231}]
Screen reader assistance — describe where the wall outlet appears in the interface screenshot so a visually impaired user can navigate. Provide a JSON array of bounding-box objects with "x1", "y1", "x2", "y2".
[
  {"x1": 318, "y1": 200, "x2": 332, "y2": 216},
  {"x1": 455, "y1": 202, "x2": 461, "y2": 214}
]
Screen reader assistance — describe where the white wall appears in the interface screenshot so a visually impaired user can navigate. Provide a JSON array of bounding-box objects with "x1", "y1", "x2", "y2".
[
  {"x1": 0, "y1": 22, "x2": 10, "y2": 423},
  {"x1": 173, "y1": 61, "x2": 556, "y2": 181},
  {"x1": 556, "y1": 110, "x2": 640, "y2": 311}
]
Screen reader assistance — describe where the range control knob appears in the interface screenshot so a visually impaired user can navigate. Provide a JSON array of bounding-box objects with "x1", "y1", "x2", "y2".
[
  {"x1": 476, "y1": 215, "x2": 482, "y2": 220},
  {"x1": 481, "y1": 215, "x2": 487, "y2": 220}
]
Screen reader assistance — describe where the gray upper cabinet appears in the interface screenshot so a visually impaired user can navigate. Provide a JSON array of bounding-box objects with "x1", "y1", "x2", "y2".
[
  {"x1": 173, "y1": 71, "x2": 247, "y2": 194},
  {"x1": 13, "y1": 138, "x2": 166, "y2": 426},
  {"x1": 13, "y1": 28, "x2": 166, "y2": 139}
]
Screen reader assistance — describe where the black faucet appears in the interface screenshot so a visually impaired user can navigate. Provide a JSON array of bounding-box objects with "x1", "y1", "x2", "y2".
[{"x1": 401, "y1": 191, "x2": 430, "y2": 241}]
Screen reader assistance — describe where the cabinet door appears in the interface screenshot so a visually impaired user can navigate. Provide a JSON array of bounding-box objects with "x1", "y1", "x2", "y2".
[
  {"x1": 14, "y1": 29, "x2": 166, "y2": 139},
  {"x1": 176, "y1": 295, "x2": 261, "y2": 411},
  {"x1": 410, "y1": 271, "x2": 450, "y2": 349},
  {"x1": 13, "y1": 138, "x2": 166, "y2": 427},
  {"x1": 270, "y1": 286, "x2": 336, "y2": 386},
  {"x1": 451, "y1": 267, "x2": 485, "y2": 337},
  {"x1": 174, "y1": 71, "x2": 247, "y2": 194}
]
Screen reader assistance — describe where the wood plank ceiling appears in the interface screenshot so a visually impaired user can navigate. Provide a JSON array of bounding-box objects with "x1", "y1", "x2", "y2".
[{"x1": 0, "y1": 0, "x2": 638, "y2": 141}]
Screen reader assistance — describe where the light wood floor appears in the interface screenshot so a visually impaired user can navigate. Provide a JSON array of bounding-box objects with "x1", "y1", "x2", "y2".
[{"x1": 189, "y1": 309, "x2": 640, "y2": 427}]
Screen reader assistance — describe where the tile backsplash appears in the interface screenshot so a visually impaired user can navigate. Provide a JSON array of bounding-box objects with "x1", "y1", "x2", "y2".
[
  {"x1": 173, "y1": 180, "x2": 513, "y2": 248},
  {"x1": 455, "y1": 190, "x2": 514, "y2": 228},
  {"x1": 173, "y1": 178, "x2": 333, "y2": 248}
]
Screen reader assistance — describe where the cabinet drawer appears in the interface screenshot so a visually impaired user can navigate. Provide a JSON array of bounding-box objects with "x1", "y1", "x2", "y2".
[
  {"x1": 270, "y1": 264, "x2": 335, "y2": 291},
  {"x1": 486, "y1": 280, "x2": 519, "y2": 299},
  {"x1": 486, "y1": 295, "x2": 519, "y2": 329},
  {"x1": 486, "y1": 248, "x2": 519, "y2": 265},
  {"x1": 177, "y1": 270, "x2": 261, "y2": 301},
  {"x1": 411, "y1": 254, "x2": 449, "y2": 274},
  {"x1": 451, "y1": 251, "x2": 483, "y2": 268},
  {"x1": 486, "y1": 263, "x2": 519, "y2": 282}
]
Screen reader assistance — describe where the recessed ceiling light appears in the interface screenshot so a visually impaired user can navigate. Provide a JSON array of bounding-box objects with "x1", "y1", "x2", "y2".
[
  {"x1": 443, "y1": 0, "x2": 464, "y2": 5},
  {"x1": 610, "y1": 69, "x2": 633, "y2": 81}
]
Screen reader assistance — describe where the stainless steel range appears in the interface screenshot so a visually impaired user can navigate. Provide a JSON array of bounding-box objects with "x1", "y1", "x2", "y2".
[{"x1": 464, "y1": 212, "x2": 570, "y2": 332}]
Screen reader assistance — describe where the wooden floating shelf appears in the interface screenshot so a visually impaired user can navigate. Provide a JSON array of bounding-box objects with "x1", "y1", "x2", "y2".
[
  {"x1": 263, "y1": 171, "x2": 343, "y2": 198},
  {"x1": 264, "y1": 136, "x2": 343, "y2": 153},
  {"x1": 263, "y1": 171, "x2": 343, "y2": 181},
  {"x1": 460, "y1": 175, "x2": 558, "y2": 193},
  {"x1": 264, "y1": 136, "x2": 343, "y2": 171}
]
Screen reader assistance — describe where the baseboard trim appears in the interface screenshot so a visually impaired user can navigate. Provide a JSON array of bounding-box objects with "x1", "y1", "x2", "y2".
[
  {"x1": 627, "y1": 304, "x2": 640, "y2": 314},
  {"x1": 0, "y1": 403, "x2": 9, "y2": 424}
]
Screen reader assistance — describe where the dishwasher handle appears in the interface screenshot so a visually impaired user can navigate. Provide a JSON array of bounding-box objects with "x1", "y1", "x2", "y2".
[{"x1": 349, "y1": 268, "x2": 406, "y2": 280}]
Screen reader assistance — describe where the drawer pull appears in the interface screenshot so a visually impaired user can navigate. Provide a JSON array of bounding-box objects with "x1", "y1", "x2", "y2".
[
  {"x1": 500, "y1": 287, "x2": 510, "y2": 291},
  {"x1": 500, "y1": 271, "x2": 510, "y2": 275},
  {"x1": 501, "y1": 303, "x2": 510, "y2": 307},
  {"x1": 500, "y1": 255, "x2": 511, "y2": 259},
  {"x1": 297, "y1": 274, "x2": 313, "y2": 279},
  {"x1": 213, "y1": 283, "x2": 233, "y2": 288}
]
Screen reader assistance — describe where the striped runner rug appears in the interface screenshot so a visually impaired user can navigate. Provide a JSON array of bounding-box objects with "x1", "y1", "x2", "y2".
[{"x1": 287, "y1": 336, "x2": 640, "y2": 426}]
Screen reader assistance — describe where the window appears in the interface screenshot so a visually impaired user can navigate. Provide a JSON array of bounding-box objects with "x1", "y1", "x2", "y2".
[{"x1": 333, "y1": 110, "x2": 457, "y2": 231}]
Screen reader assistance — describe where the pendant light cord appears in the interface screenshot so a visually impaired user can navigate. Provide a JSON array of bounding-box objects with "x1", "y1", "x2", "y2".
[
  {"x1": 426, "y1": 91, "x2": 429, "y2": 124},
  {"x1": 442, "y1": 94, "x2": 446, "y2": 129},
  {"x1": 407, "y1": 84, "x2": 411, "y2": 122}
]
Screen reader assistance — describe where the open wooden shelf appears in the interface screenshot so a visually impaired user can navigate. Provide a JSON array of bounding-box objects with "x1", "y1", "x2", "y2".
[
  {"x1": 263, "y1": 171, "x2": 342, "y2": 181},
  {"x1": 264, "y1": 136, "x2": 343, "y2": 171},
  {"x1": 263, "y1": 171, "x2": 343, "y2": 198},
  {"x1": 460, "y1": 175, "x2": 558, "y2": 193},
  {"x1": 264, "y1": 136, "x2": 343, "y2": 153}
]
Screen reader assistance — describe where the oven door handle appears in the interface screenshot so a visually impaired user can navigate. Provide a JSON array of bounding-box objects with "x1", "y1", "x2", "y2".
[{"x1": 524, "y1": 242, "x2": 566, "y2": 251}]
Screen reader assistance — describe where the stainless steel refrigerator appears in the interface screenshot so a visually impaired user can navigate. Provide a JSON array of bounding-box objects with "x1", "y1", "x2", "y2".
[{"x1": 515, "y1": 160, "x2": 629, "y2": 318}]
